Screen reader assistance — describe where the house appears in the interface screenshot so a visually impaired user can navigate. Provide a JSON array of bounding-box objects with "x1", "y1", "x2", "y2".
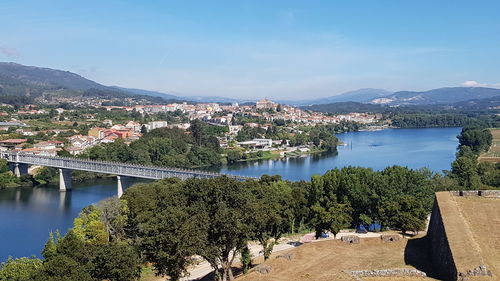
[
  {"x1": 145, "y1": 121, "x2": 168, "y2": 132},
  {"x1": 237, "y1": 138, "x2": 273, "y2": 149},
  {"x1": 34, "y1": 141, "x2": 64, "y2": 150},
  {"x1": 21, "y1": 147, "x2": 59, "y2": 157},
  {"x1": 88, "y1": 127, "x2": 107, "y2": 139},
  {"x1": 0, "y1": 139, "x2": 28, "y2": 150},
  {"x1": 125, "y1": 121, "x2": 141, "y2": 132}
]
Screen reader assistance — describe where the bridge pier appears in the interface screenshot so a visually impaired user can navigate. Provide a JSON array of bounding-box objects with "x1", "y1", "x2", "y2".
[
  {"x1": 8, "y1": 162, "x2": 28, "y2": 177},
  {"x1": 116, "y1": 175, "x2": 130, "y2": 198},
  {"x1": 59, "y1": 169, "x2": 72, "y2": 192}
]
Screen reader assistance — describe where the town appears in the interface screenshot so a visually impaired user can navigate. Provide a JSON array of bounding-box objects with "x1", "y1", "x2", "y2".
[{"x1": 0, "y1": 98, "x2": 382, "y2": 159}]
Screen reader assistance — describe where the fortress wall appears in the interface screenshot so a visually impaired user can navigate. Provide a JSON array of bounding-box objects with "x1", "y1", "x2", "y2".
[
  {"x1": 427, "y1": 192, "x2": 493, "y2": 281},
  {"x1": 427, "y1": 196, "x2": 458, "y2": 281}
]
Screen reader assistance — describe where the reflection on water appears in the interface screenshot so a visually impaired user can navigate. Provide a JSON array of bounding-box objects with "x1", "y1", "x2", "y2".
[
  {"x1": 211, "y1": 127, "x2": 461, "y2": 181},
  {"x1": 0, "y1": 178, "x2": 148, "y2": 260}
]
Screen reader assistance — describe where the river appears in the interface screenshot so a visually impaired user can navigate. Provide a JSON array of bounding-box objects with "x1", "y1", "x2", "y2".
[{"x1": 0, "y1": 127, "x2": 461, "y2": 260}]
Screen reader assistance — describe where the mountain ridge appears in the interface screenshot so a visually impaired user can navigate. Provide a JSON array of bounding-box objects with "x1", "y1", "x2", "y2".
[{"x1": 2, "y1": 62, "x2": 500, "y2": 106}]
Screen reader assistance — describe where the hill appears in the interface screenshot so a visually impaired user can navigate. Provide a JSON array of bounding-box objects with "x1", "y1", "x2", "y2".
[
  {"x1": 372, "y1": 87, "x2": 500, "y2": 106},
  {"x1": 301, "y1": 96, "x2": 500, "y2": 114},
  {"x1": 0, "y1": 62, "x2": 105, "y2": 90},
  {"x1": 0, "y1": 62, "x2": 171, "y2": 104}
]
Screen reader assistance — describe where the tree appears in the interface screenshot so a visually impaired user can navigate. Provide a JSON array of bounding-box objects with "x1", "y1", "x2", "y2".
[
  {"x1": 311, "y1": 201, "x2": 353, "y2": 239},
  {"x1": 240, "y1": 246, "x2": 252, "y2": 274},
  {"x1": 379, "y1": 195, "x2": 426, "y2": 235},
  {"x1": 451, "y1": 156, "x2": 481, "y2": 190},
  {"x1": 57, "y1": 149, "x2": 71, "y2": 157},
  {"x1": 0, "y1": 257, "x2": 42, "y2": 281},
  {"x1": 72, "y1": 206, "x2": 109, "y2": 246},
  {"x1": 95, "y1": 198, "x2": 128, "y2": 241},
  {"x1": 90, "y1": 242, "x2": 141, "y2": 281},
  {"x1": 250, "y1": 180, "x2": 292, "y2": 260},
  {"x1": 186, "y1": 177, "x2": 254, "y2": 281},
  {"x1": 140, "y1": 124, "x2": 147, "y2": 134},
  {"x1": 34, "y1": 255, "x2": 94, "y2": 281},
  {"x1": 189, "y1": 119, "x2": 205, "y2": 145},
  {"x1": 42, "y1": 232, "x2": 57, "y2": 260},
  {"x1": 124, "y1": 178, "x2": 203, "y2": 281},
  {"x1": 226, "y1": 149, "x2": 243, "y2": 163}
]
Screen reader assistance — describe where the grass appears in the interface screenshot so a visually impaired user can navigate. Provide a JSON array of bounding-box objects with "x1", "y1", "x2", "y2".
[
  {"x1": 454, "y1": 196, "x2": 500, "y2": 278},
  {"x1": 434, "y1": 192, "x2": 484, "y2": 272},
  {"x1": 236, "y1": 236, "x2": 438, "y2": 281},
  {"x1": 139, "y1": 266, "x2": 159, "y2": 281}
]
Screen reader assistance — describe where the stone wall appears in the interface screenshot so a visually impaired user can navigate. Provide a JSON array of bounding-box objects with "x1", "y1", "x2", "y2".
[
  {"x1": 427, "y1": 196, "x2": 458, "y2": 281},
  {"x1": 344, "y1": 268, "x2": 427, "y2": 280},
  {"x1": 449, "y1": 190, "x2": 500, "y2": 198}
]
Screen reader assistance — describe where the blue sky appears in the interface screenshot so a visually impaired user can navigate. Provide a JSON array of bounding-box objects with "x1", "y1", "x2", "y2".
[{"x1": 1, "y1": 0, "x2": 500, "y2": 99}]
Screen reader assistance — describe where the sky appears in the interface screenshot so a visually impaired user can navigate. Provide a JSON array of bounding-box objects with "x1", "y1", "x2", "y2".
[{"x1": 1, "y1": 0, "x2": 500, "y2": 100}]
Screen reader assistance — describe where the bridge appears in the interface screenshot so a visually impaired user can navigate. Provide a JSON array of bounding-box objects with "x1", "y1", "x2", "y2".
[{"x1": 1, "y1": 152, "x2": 252, "y2": 197}]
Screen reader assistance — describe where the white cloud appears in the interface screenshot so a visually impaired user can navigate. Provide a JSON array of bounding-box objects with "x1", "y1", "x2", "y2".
[
  {"x1": 0, "y1": 45, "x2": 20, "y2": 58},
  {"x1": 460, "y1": 80, "x2": 500, "y2": 88}
]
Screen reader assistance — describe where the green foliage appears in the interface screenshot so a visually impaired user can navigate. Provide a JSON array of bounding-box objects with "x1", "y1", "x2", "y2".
[
  {"x1": 72, "y1": 206, "x2": 109, "y2": 245},
  {"x1": 90, "y1": 241, "x2": 141, "y2": 281},
  {"x1": 81, "y1": 127, "x2": 223, "y2": 168},
  {"x1": 240, "y1": 246, "x2": 252, "y2": 274},
  {"x1": 236, "y1": 125, "x2": 266, "y2": 142},
  {"x1": 95, "y1": 198, "x2": 129, "y2": 241},
  {"x1": 123, "y1": 178, "x2": 203, "y2": 281},
  {"x1": 42, "y1": 232, "x2": 57, "y2": 260},
  {"x1": 34, "y1": 167, "x2": 58, "y2": 185},
  {"x1": 311, "y1": 201, "x2": 353, "y2": 238},
  {"x1": 457, "y1": 127, "x2": 493, "y2": 154},
  {"x1": 0, "y1": 257, "x2": 42, "y2": 281},
  {"x1": 451, "y1": 156, "x2": 481, "y2": 190},
  {"x1": 34, "y1": 254, "x2": 94, "y2": 281}
]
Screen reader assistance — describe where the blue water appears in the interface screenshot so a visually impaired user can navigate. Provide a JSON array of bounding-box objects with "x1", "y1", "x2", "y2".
[
  {"x1": 0, "y1": 127, "x2": 461, "y2": 260},
  {"x1": 216, "y1": 127, "x2": 461, "y2": 181}
]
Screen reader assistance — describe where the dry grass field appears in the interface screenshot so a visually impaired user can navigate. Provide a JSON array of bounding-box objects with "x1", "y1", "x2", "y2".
[
  {"x1": 454, "y1": 196, "x2": 500, "y2": 280},
  {"x1": 479, "y1": 129, "x2": 500, "y2": 163},
  {"x1": 236, "y1": 237, "x2": 440, "y2": 281}
]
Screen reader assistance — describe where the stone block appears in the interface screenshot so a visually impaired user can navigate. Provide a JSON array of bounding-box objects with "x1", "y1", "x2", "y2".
[
  {"x1": 341, "y1": 235, "x2": 360, "y2": 244},
  {"x1": 381, "y1": 234, "x2": 401, "y2": 243}
]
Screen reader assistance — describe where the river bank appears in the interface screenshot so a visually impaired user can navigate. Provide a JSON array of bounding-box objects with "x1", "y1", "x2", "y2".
[{"x1": 0, "y1": 127, "x2": 461, "y2": 260}]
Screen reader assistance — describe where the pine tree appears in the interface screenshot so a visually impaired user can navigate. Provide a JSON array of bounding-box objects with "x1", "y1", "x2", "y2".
[{"x1": 42, "y1": 232, "x2": 57, "y2": 260}]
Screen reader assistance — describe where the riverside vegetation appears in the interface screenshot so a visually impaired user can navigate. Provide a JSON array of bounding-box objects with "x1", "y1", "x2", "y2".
[{"x1": 1, "y1": 124, "x2": 499, "y2": 281}]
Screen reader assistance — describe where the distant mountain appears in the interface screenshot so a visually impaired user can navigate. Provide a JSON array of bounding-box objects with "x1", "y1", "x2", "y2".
[
  {"x1": 112, "y1": 86, "x2": 181, "y2": 101},
  {"x1": 301, "y1": 101, "x2": 386, "y2": 113},
  {"x1": 302, "y1": 94, "x2": 500, "y2": 114},
  {"x1": 0, "y1": 62, "x2": 171, "y2": 104},
  {"x1": 296, "y1": 88, "x2": 392, "y2": 105},
  {"x1": 115, "y1": 86, "x2": 253, "y2": 104},
  {"x1": 0, "y1": 62, "x2": 106, "y2": 90},
  {"x1": 372, "y1": 87, "x2": 500, "y2": 106}
]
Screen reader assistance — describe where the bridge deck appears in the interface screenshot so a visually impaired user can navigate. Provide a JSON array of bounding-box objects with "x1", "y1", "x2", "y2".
[{"x1": 1, "y1": 153, "x2": 252, "y2": 181}]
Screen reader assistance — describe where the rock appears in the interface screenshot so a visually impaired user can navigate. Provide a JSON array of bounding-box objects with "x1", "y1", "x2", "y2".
[
  {"x1": 381, "y1": 234, "x2": 401, "y2": 243},
  {"x1": 276, "y1": 252, "x2": 294, "y2": 261},
  {"x1": 341, "y1": 235, "x2": 360, "y2": 244},
  {"x1": 255, "y1": 264, "x2": 272, "y2": 274}
]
